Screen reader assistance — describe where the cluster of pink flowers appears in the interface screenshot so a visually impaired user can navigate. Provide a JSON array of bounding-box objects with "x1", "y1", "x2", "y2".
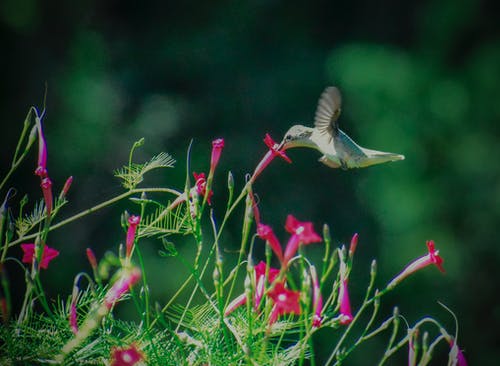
[
  {"x1": 226, "y1": 213, "x2": 324, "y2": 326},
  {"x1": 20, "y1": 112, "x2": 74, "y2": 271}
]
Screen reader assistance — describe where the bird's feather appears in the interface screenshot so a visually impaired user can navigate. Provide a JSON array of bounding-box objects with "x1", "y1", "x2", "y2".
[{"x1": 314, "y1": 87, "x2": 342, "y2": 135}]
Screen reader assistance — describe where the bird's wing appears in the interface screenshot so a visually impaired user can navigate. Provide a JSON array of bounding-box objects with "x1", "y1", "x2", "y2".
[{"x1": 314, "y1": 86, "x2": 342, "y2": 135}]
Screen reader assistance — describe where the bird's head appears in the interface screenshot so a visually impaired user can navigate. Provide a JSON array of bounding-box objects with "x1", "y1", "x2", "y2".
[{"x1": 279, "y1": 125, "x2": 314, "y2": 149}]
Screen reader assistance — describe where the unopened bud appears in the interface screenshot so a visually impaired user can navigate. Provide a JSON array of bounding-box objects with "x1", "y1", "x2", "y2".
[
  {"x1": 59, "y1": 176, "x2": 73, "y2": 200},
  {"x1": 370, "y1": 259, "x2": 377, "y2": 278},
  {"x1": 322, "y1": 224, "x2": 331, "y2": 243},
  {"x1": 227, "y1": 171, "x2": 234, "y2": 191}
]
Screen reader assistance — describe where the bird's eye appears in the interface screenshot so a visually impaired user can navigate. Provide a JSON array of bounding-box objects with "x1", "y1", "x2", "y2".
[{"x1": 285, "y1": 134, "x2": 292, "y2": 140}]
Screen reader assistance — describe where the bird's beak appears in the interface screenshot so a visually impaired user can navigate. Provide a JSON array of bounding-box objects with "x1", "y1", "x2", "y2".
[{"x1": 276, "y1": 139, "x2": 286, "y2": 151}]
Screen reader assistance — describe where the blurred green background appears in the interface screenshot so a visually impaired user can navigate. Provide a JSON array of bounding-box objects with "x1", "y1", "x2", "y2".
[{"x1": 1, "y1": 0, "x2": 499, "y2": 364}]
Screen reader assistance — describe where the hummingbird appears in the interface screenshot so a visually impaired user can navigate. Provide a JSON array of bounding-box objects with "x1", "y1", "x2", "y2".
[{"x1": 279, "y1": 87, "x2": 405, "y2": 169}]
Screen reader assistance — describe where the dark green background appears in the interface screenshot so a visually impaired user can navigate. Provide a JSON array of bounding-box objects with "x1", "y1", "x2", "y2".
[{"x1": 1, "y1": 0, "x2": 499, "y2": 364}]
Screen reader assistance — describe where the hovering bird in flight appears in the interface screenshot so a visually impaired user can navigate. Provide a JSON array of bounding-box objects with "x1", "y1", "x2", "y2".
[{"x1": 279, "y1": 87, "x2": 404, "y2": 169}]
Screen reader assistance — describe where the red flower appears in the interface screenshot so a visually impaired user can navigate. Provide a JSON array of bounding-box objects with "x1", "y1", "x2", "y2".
[
  {"x1": 283, "y1": 215, "x2": 322, "y2": 264},
  {"x1": 268, "y1": 282, "x2": 301, "y2": 324},
  {"x1": 126, "y1": 215, "x2": 141, "y2": 259},
  {"x1": 251, "y1": 133, "x2": 292, "y2": 181},
  {"x1": 257, "y1": 223, "x2": 283, "y2": 263},
  {"x1": 210, "y1": 138, "x2": 224, "y2": 175},
  {"x1": 263, "y1": 133, "x2": 292, "y2": 163},
  {"x1": 387, "y1": 240, "x2": 445, "y2": 290},
  {"x1": 21, "y1": 243, "x2": 59, "y2": 269},
  {"x1": 110, "y1": 343, "x2": 144, "y2": 366},
  {"x1": 193, "y1": 172, "x2": 213, "y2": 204}
]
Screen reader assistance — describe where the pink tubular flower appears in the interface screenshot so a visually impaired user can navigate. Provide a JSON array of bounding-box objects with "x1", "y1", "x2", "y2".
[
  {"x1": 338, "y1": 252, "x2": 353, "y2": 325},
  {"x1": 387, "y1": 240, "x2": 445, "y2": 290},
  {"x1": 193, "y1": 172, "x2": 213, "y2": 205},
  {"x1": 125, "y1": 215, "x2": 141, "y2": 259},
  {"x1": 41, "y1": 177, "x2": 53, "y2": 215},
  {"x1": 338, "y1": 279, "x2": 353, "y2": 325},
  {"x1": 34, "y1": 121, "x2": 48, "y2": 178},
  {"x1": 210, "y1": 138, "x2": 224, "y2": 175},
  {"x1": 268, "y1": 282, "x2": 301, "y2": 324},
  {"x1": 21, "y1": 243, "x2": 59, "y2": 269},
  {"x1": 103, "y1": 267, "x2": 141, "y2": 310},
  {"x1": 283, "y1": 215, "x2": 322, "y2": 264},
  {"x1": 251, "y1": 133, "x2": 292, "y2": 181},
  {"x1": 310, "y1": 266, "x2": 323, "y2": 328},
  {"x1": 110, "y1": 343, "x2": 144, "y2": 366},
  {"x1": 257, "y1": 223, "x2": 283, "y2": 262},
  {"x1": 70, "y1": 299, "x2": 78, "y2": 334}
]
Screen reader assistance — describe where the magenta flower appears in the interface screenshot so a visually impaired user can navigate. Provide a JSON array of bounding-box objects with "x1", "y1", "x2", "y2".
[
  {"x1": 125, "y1": 215, "x2": 141, "y2": 259},
  {"x1": 251, "y1": 133, "x2": 292, "y2": 181},
  {"x1": 34, "y1": 122, "x2": 48, "y2": 178},
  {"x1": 338, "y1": 279, "x2": 353, "y2": 325},
  {"x1": 310, "y1": 266, "x2": 323, "y2": 328},
  {"x1": 268, "y1": 282, "x2": 301, "y2": 324},
  {"x1": 283, "y1": 215, "x2": 322, "y2": 265},
  {"x1": 210, "y1": 138, "x2": 224, "y2": 175},
  {"x1": 387, "y1": 240, "x2": 445, "y2": 290},
  {"x1": 70, "y1": 299, "x2": 78, "y2": 334},
  {"x1": 103, "y1": 267, "x2": 141, "y2": 310},
  {"x1": 193, "y1": 172, "x2": 213, "y2": 205},
  {"x1": 257, "y1": 223, "x2": 283, "y2": 263},
  {"x1": 21, "y1": 243, "x2": 59, "y2": 269},
  {"x1": 40, "y1": 177, "x2": 53, "y2": 215},
  {"x1": 110, "y1": 343, "x2": 144, "y2": 366},
  {"x1": 338, "y1": 253, "x2": 353, "y2": 325}
]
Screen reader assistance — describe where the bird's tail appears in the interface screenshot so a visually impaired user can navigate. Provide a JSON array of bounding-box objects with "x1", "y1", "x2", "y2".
[{"x1": 357, "y1": 148, "x2": 405, "y2": 168}]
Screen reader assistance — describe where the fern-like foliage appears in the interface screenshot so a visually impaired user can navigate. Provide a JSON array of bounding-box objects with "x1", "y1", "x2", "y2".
[
  {"x1": 164, "y1": 303, "x2": 309, "y2": 365},
  {"x1": 15, "y1": 199, "x2": 46, "y2": 238},
  {"x1": 115, "y1": 152, "x2": 176, "y2": 190},
  {"x1": 139, "y1": 202, "x2": 191, "y2": 239}
]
